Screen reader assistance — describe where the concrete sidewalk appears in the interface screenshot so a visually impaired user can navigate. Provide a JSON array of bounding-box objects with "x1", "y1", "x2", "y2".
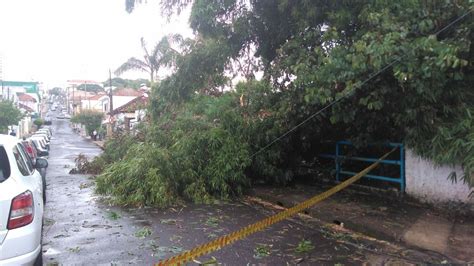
[
  {"x1": 92, "y1": 140, "x2": 105, "y2": 149},
  {"x1": 249, "y1": 184, "x2": 474, "y2": 263}
]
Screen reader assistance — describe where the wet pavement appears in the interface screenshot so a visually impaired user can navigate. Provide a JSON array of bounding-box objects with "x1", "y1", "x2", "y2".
[{"x1": 41, "y1": 117, "x2": 464, "y2": 265}]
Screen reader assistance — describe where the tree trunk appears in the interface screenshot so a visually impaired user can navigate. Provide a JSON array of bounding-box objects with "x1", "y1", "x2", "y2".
[{"x1": 150, "y1": 70, "x2": 154, "y2": 84}]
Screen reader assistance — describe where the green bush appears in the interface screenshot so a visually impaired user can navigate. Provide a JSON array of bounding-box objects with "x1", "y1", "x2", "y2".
[
  {"x1": 95, "y1": 94, "x2": 251, "y2": 207},
  {"x1": 33, "y1": 119, "x2": 44, "y2": 127},
  {"x1": 71, "y1": 110, "x2": 103, "y2": 134}
]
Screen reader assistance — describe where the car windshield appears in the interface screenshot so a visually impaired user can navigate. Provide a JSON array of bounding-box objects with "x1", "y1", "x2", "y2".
[{"x1": 0, "y1": 146, "x2": 11, "y2": 182}]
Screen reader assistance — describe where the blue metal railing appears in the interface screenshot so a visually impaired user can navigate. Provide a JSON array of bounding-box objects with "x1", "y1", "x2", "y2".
[{"x1": 320, "y1": 141, "x2": 405, "y2": 192}]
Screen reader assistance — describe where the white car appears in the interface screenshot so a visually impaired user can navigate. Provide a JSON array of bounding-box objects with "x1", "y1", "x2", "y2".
[{"x1": 0, "y1": 135, "x2": 48, "y2": 265}]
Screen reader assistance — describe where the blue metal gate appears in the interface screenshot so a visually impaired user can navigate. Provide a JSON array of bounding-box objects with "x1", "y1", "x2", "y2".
[{"x1": 321, "y1": 141, "x2": 405, "y2": 192}]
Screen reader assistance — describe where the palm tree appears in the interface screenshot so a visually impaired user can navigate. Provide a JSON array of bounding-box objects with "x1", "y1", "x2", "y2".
[{"x1": 115, "y1": 35, "x2": 182, "y2": 83}]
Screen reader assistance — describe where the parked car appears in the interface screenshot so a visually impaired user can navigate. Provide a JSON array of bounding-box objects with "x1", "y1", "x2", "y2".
[
  {"x1": 35, "y1": 130, "x2": 51, "y2": 140},
  {"x1": 19, "y1": 142, "x2": 47, "y2": 203},
  {"x1": 38, "y1": 127, "x2": 52, "y2": 136},
  {"x1": 30, "y1": 137, "x2": 50, "y2": 151},
  {"x1": 32, "y1": 133, "x2": 50, "y2": 141},
  {"x1": 0, "y1": 134, "x2": 48, "y2": 265},
  {"x1": 21, "y1": 139, "x2": 38, "y2": 164},
  {"x1": 29, "y1": 138, "x2": 49, "y2": 156}
]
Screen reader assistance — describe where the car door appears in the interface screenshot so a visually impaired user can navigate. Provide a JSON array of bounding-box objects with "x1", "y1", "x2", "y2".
[
  {"x1": 14, "y1": 145, "x2": 43, "y2": 198},
  {"x1": 0, "y1": 145, "x2": 12, "y2": 245}
]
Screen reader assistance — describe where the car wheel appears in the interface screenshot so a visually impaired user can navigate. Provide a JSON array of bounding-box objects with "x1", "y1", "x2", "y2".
[
  {"x1": 33, "y1": 251, "x2": 43, "y2": 266},
  {"x1": 34, "y1": 218, "x2": 44, "y2": 266}
]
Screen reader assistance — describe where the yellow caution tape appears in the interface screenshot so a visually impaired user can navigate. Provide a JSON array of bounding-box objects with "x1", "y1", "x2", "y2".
[{"x1": 156, "y1": 148, "x2": 397, "y2": 266}]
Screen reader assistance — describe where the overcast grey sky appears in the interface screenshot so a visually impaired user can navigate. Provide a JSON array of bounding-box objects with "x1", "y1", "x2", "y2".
[{"x1": 0, "y1": 0, "x2": 192, "y2": 88}]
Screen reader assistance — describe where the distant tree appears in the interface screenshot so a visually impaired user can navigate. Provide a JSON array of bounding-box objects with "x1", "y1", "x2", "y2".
[
  {"x1": 50, "y1": 87, "x2": 62, "y2": 96},
  {"x1": 76, "y1": 84, "x2": 103, "y2": 93},
  {"x1": 71, "y1": 110, "x2": 103, "y2": 135},
  {"x1": 114, "y1": 35, "x2": 181, "y2": 83},
  {"x1": 0, "y1": 101, "x2": 22, "y2": 134},
  {"x1": 103, "y1": 77, "x2": 150, "y2": 89}
]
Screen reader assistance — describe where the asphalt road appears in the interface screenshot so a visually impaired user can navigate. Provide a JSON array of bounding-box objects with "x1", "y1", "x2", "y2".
[{"x1": 41, "y1": 116, "x2": 424, "y2": 265}]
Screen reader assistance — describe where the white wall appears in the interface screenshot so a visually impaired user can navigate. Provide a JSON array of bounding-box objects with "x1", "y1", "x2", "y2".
[
  {"x1": 406, "y1": 149, "x2": 473, "y2": 205},
  {"x1": 81, "y1": 99, "x2": 103, "y2": 112},
  {"x1": 113, "y1": 96, "x2": 137, "y2": 109}
]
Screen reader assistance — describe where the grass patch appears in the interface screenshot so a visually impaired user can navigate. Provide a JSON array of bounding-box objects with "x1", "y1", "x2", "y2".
[
  {"x1": 107, "y1": 211, "x2": 121, "y2": 220},
  {"x1": 254, "y1": 244, "x2": 271, "y2": 259},
  {"x1": 295, "y1": 239, "x2": 314, "y2": 253},
  {"x1": 160, "y1": 219, "x2": 177, "y2": 225},
  {"x1": 205, "y1": 217, "x2": 220, "y2": 227},
  {"x1": 68, "y1": 246, "x2": 81, "y2": 253},
  {"x1": 135, "y1": 227, "x2": 153, "y2": 238}
]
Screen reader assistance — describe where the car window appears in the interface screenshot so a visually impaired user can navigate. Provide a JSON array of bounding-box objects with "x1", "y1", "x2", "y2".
[
  {"x1": 18, "y1": 144, "x2": 35, "y2": 173},
  {"x1": 31, "y1": 140, "x2": 39, "y2": 150},
  {"x1": 12, "y1": 146, "x2": 31, "y2": 176},
  {"x1": 0, "y1": 146, "x2": 11, "y2": 182}
]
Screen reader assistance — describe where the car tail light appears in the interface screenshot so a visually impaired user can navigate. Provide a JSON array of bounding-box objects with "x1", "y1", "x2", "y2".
[
  {"x1": 26, "y1": 145, "x2": 33, "y2": 154},
  {"x1": 8, "y1": 191, "x2": 34, "y2": 229}
]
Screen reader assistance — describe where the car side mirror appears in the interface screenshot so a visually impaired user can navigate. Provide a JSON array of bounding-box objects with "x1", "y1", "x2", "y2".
[
  {"x1": 35, "y1": 158, "x2": 49, "y2": 169},
  {"x1": 39, "y1": 150, "x2": 49, "y2": 157}
]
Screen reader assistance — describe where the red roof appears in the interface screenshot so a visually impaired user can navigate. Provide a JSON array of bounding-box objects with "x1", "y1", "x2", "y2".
[
  {"x1": 17, "y1": 93, "x2": 37, "y2": 102},
  {"x1": 113, "y1": 88, "x2": 143, "y2": 97},
  {"x1": 87, "y1": 94, "x2": 106, "y2": 100},
  {"x1": 18, "y1": 103, "x2": 34, "y2": 112},
  {"x1": 110, "y1": 95, "x2": 148, "y2": 115}
]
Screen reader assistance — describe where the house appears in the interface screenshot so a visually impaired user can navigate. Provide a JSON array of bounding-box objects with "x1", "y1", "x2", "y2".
[
  {"x1": 101, "y1": 89, "x2": 149, "y2": 136},
  {"x1": 67, "y1": 90, "x2": 96, "y2": 114},
  {"x1": 16, "y1": 92, "x2": 38, "y2": 113},
  {"x1": 109, "y1": 94, "x2": 149, "y2": 132},
  {"x1": 99, "y1": 88, "x2": 143, "y2": 114},
  {"x1": 81, "y1": 93, "x2": 107, "y2": 112},
  {"x1": 0, "y1": 81, "x2": 39, "y2": 101}
]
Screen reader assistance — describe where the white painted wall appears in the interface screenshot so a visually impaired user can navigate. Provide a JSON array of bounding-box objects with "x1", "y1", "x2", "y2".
[
  {"x1": 80, "y1": 99, "x2": 103, "y2": 112},
  {"x1": 405, "y1": 149, "x2": 473, "y2": 205}
]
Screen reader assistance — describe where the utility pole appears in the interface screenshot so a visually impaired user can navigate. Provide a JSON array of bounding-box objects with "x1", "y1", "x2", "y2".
[
  {"x1": 109, "y1": 69, "x2": 113, "y2": 113},
  {"x1": 86, "y1": 81, "x2": 91, "y2": 109},
  {"x1": 67, "y1": 87, "x2": 70, "y2": 113},
  {"x1": 106, "y1": 69, "x2": 115, "y2": 137},
  {"x1": 72, "y1": 84, "x2": 75, "y2": 115}
]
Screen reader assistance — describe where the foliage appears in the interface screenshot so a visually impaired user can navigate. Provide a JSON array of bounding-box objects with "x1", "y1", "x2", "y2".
[
  {"x1": 253, "y1": 244, "x2": 271, "y2": 259},
  {"x1": 295, "y1": 239, "x2": 314, "y2": 253},
  {"x1": 107, "y1": 211, "x2": 121, "y2": 220},
  {"x1": 95, "y1": 95, "x2": 251, "y2": 207},
  {"x1": 70, "y1": 153, "x2": 103, "y2": 175},
  {"x1": 102, "y1": 77, "x2": 150, "y2": 89},
  {"x1": 33, "y1": 119, "x2": 44, "y2": 127},
  {"x1": 76, "y1": 84, "x2": 103, "y2": 93},
  {"x1": 0, "y1": 101, "x2": 22, "y2": 134},
  {"x1": 157, "y1": 0, "x2": 474, "y2": 187},
  {"x1": 71, "y1": 110, "x2": 103, "y2": 135},
  {"x1": 264, "y1": 1, "x2": 474, "y2": 185},
  {"x1": 135, "y1": 227, "x2": 152, "y2": 238},
  {"x1": 49, "y1": 87, "x2": 62, "y2": 96},
  {"x1": 114, "y1": 36, "x2": 182, "y2": 83},
  {"x1": 115, "y1": 0, "x2": 474, "y2": 204}
]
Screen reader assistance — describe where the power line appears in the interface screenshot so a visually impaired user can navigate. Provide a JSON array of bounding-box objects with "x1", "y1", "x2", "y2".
[{"x1": 250, "y1": 7, "x2": 473, "y2": 158}]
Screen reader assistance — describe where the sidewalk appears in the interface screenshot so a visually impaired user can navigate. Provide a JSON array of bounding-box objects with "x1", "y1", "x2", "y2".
[
  {"x1": 92, "y1": 140, "x2": 105, "y2": 149},
  {"x1": 249, "y1": 183, "x2": 474, "y2": 263}
]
